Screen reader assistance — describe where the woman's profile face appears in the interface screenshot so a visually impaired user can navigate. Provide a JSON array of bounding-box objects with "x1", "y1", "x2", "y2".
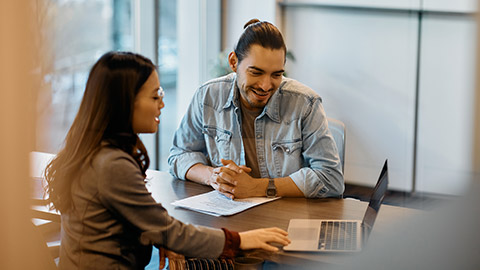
[{"x1": 132, "y1": 70, "x2": 164, "y2": 134}]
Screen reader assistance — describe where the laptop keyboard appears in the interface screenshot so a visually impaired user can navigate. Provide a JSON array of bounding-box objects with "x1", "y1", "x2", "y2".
[{"x1": 318, "y1": 221, "x2": 358, "y2": 250}]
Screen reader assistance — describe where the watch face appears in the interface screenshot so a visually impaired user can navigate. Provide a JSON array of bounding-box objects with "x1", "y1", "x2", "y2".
[{"x1": 267, "y1": 179, "x2": 276, "y2": 197}]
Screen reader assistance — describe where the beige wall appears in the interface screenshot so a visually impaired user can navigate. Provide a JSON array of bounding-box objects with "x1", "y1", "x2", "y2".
[
  {"x1": 475, "y1": 11, "x2": 480, "y2": 176},
  {"x1": 0, "y1": 1, "x2": 55, "y2": 269}
]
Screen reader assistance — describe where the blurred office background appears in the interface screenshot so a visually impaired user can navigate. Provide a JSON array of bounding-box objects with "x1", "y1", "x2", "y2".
[{"x1": 33, "y1": 0, "x2": 479, "y2": 198}]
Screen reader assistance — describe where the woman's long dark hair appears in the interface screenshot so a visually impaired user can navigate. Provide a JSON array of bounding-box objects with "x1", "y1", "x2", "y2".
[{"x1": 45, "y1": 51, "x2": 156, "y2": 213}]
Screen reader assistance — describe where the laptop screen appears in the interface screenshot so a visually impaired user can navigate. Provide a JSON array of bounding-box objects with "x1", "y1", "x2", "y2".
[{"x1": 361, "y1": 160, "x2": 389, "y2": 236}]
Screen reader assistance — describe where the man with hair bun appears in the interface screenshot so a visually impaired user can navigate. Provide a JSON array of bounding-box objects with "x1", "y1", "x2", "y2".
[{"x1": 169, "y1": 19, "x2": 344, "y2": 199}]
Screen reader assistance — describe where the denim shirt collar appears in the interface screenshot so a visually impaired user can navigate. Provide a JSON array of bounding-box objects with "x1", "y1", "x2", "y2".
[
  {"x1": 223, "y1": 74, "x2": 239, "y2": 110},
  {"x1": 222, "y1": 73, "x2": 284, "y2": 123}
]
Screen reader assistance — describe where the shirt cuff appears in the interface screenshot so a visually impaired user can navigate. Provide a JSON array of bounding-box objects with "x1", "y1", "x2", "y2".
[
  {"x1": 220, "y1": 228, "x2": 240, "y2": 258},
  {"x1": 290, "y1": 168, "x2": 329, "y2": 198},
  {"x1": 175, "y1": 152, "x2": 209, "y2": 180}
]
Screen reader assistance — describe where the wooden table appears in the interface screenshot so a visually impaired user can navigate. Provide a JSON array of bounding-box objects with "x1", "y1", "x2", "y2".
[{"x1": 145, "y1": 170, "x2": 421, "y2": 267}]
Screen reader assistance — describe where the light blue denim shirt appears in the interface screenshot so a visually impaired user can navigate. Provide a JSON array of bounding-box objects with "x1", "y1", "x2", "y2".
[{"x1": 168, "y1": 73, "x2": 344, "y2": 198}]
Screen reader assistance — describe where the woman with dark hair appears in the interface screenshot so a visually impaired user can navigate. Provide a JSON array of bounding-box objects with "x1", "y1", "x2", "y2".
[{"x1": 45, "y1": 51, "x2": 289, "y2": 269}]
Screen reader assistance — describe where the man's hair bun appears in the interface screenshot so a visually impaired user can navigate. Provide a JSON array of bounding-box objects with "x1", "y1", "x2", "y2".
[{"x1": 243, "y1": 18, "x2": 260, "y2": 29}]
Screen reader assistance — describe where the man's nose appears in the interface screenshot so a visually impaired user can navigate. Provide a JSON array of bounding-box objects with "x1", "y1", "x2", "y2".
[{"x1": 259, "y1": 76, "x2": 273, "y2": 91}]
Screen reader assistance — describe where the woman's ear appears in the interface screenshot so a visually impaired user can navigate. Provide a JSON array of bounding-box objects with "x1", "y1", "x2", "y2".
[{"x1": 228, "y1": 52, "x2": 238, "y2": 72}]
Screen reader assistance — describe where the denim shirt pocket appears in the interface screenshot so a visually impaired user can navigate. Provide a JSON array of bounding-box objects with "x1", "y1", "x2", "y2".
[
  {"x1": 271, "y1": 140, "x2": 303, "y2": 175},
  {"x1": 202, "y1": 126, "x2": 232, "y2": 166}
]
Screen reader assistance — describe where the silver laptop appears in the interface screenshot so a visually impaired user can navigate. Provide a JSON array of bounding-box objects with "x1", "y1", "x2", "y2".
[{"x1": 284, "y1": 160, "x2": 389, "y2": 252}]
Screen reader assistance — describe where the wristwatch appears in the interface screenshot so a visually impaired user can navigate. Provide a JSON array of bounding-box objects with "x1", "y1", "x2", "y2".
[{"x1": 266, "y1": 178, "x2": 277, "y2": 198}]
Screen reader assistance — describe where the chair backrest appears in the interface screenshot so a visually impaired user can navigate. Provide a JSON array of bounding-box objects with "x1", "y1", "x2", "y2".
[
  {"x1": 29, "y1": 220, "x2": 59, "y2": 270},
  {"x1": 327, "y1": 117, "x2": 346, "y2": 173},
  {"x1": 31, "y1": 175, "x2": 61, "y2": 267},
  {"x1": 31, "y1": 210, "x2": 61, "y2": 267}
]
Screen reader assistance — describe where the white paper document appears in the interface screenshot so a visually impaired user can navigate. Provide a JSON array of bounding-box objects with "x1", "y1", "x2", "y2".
[{"x1": 171, "y1": 191, "x2": 280, "y2": 217}]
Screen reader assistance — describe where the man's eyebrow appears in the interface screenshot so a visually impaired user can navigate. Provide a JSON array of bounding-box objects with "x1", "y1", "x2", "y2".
[
  {"x1": 248, "y1": 66, "x2": 285, "y2": 74},
  {"x1": 247, "y1": 66, "x2": 264, "y2": 72}
]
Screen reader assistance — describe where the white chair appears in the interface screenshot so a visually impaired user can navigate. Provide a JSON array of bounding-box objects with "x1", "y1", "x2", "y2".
[
  {"x1": 31, "y1": 206, "x2": 61, "y2": 263},
  {"x1": 31, "y1": 168, "x2": 61, "y2": 267},
  {"x1": 327, "y1": 117, "x2": 346, "y2": 173}
]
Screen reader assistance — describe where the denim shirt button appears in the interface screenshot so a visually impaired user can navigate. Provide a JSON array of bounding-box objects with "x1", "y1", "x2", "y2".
[
  {"x1": 286, "y1": 149, "x2": 290, "y2": 153},
  {"x1": 256, "y1": 134, "x2": 261, "y2": 139},
  {"x1": 215, "y1": 136, "x2": 218, "y2": 141}
]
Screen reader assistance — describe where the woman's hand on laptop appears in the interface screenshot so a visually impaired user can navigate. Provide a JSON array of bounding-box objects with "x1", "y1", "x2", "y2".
[{"x1": 239, "y1": 228, "x2": 290, "y2": 251}]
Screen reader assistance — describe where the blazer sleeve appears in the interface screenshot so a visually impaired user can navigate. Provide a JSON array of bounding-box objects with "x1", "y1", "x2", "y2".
[{"x1": 96, "y1": 151, "x2": 225, "y2": 259}]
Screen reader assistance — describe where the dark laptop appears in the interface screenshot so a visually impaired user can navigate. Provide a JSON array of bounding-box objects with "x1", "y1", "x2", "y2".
[{"x1": 284, "y1": 160, "x2": 389, "y2": 252}]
